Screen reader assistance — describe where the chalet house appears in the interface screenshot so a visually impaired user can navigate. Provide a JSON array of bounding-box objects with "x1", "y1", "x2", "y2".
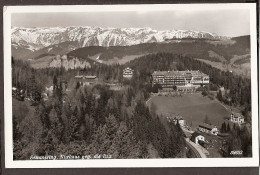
[
  {"x1": 198, "y1": 123, "x2": 218, "y2": 135},
  {"x1": 123, "y1": 67, "x2": 134, "y2": 78},
  {"x1": 172, "y1": 116, "x2": 186, "y2": 127},
  {"x1": 230, "y1": 113, "x2": 244, "y2": 124},
  {"x1": 191, "y1": 132, "x2": 205, "y2": 144}
]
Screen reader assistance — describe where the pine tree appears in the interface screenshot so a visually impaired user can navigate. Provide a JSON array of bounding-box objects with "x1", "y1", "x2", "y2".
[
  {"x1": 227, "y1": 123, "x2": 231, "y2": 132},
  {"x1": 69, "y1": 114, "x2": 80, "y2": 141},
  {"x1": 53, "y1": 75, "x2": 58, "y2": 90},
  {"x1": 75, "y1": 81, "x2": 81, "y2": 90},
  {"x1": 233, "y1": 123, "x2": 236, "y2": 131},
  {"x1": 217, "y1": 90, "x2": 223, "y2": 101},
  {"x1": 28, "y1": 74, "x2": 42, "y2": 104},
  {"x1": 204, "y1": 115, "x2": 211, "y2": 125},
  {"x1": 221, "y1": 122, "x2": 227, "y2": 133},
  {"x1": 223, "y1": 122, "x2": 227, "y2": 133}
]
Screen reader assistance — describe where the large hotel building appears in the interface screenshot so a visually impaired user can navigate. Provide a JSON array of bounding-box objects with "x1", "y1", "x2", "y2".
[{"x1": 152, "y1": 70, "x2": 209, "y2": 90}]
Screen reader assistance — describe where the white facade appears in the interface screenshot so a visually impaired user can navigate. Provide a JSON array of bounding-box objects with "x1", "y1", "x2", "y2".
[
  {"x1": 123, "y1": 67, "x2": 134, "y2": 78},
  {"x1": 46, "y1": 86, "x2": 53, "y2": 92},
  {"x1": 198, "y1": 124, "x2": 219, "y2": 135},
  {"x1": 230, "y1": 113, "x2": 244, "y2": 124},
  {"x1": 171, "y1": 117, "x2": 185, "y2": 127},
  {"x1": 178, "y1": 119, "x2": 185, "y2": 127},
  {"x1": 195, "y1": 135, "x2": 205, "y2": 144}
]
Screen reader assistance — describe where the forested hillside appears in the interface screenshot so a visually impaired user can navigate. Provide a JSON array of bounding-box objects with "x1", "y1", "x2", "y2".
[
  {"x1": 12, "y1": 56, "x2": 186, "y2": 160},
  {"x1": 68, "y1": 36, "x2": 250, "y2": 63},
  {"x1": 12, "y1": 51, "x2": 252, "y2": 159}
]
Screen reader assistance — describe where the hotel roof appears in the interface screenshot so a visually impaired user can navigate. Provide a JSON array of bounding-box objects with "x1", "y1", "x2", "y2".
[
  {"x1": 75, "y1": 75, "x2": 96, "y2": 79},
  {"x1": 152, "y1": 70, "x2": 208, "y2": 77}
]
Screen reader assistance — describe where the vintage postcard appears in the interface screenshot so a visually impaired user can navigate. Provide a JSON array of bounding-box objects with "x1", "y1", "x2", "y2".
[{"x1": 3, "y1": 4, "x2": 259, "y2": 168}]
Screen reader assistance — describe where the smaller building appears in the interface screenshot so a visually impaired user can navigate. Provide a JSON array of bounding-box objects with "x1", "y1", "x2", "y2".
[
  {"x1": 172, "y1": 116, "x2": 186, "y2": 127},
  {"x1": 45, "y1": 86, "x2": 54, "y2": 96},
  {"x1": 12, "y1": 87, "x2": 17, "y2": 96},
  {"x1": 198, "y1": 123, "x2": 218, "y2": 135},
  {"x1": 191, "y1": 132, "x2": 205, "y2": 144},
  {"x1": 123, "y1": 67, "x2": 134, "y2": 78},
  {"x1": 75, "y1": 75, "x2": 97, "y2": 86},
  {"x1": 230, "y1": 113, "x2": 244, "y2": 124},
  {"x1": 219, "y1": 86, "x2": 225, "y2": 95}
]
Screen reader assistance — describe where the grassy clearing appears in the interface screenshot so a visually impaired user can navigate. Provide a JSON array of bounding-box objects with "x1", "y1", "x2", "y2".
[
  {"x1": 208, "y1": 50, "x2": 226, "y2": 62},
  {"x1": 30, "y1": 55, "x2": 54, "y2": 69},
  {"x1": 148, "y1": 93, "x2": 230, "y2": 130},
  {"x1": 88, "y1": 54, "x2": 143, "y2": 65},
  {"x1": 197, "y1": 59, "x2": 250, "y2": 78},
  {"x1": 230, "y1": 54, "x2": 250, "y2": 65},
  {"x1": 102, "y1": 54, "x2": 144, "y2": 65}
]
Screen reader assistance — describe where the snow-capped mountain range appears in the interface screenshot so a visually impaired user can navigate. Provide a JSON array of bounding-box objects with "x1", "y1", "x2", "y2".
[{"x1": 11, "y1": 26, "x2": 228, "y2": 52}]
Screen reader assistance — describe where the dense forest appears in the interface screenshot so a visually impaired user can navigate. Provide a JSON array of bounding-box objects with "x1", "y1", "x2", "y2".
[
  {"x1": 220, "y1": 122, "x2": 252, "y2": 157},
  {"x1": 12, "y1": 57, "x2": 186, "y2": 160},
  {"x1": 12, "y1": 51, "x2": 252, "y2": 159}
]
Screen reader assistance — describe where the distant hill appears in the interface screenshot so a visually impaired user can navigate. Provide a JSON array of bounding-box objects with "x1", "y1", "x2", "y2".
[
  {"x1": 12, "y1": 35, "x2": 250, "y2": 77},
  {"x1": 13, "y1": 41, "x2": 80, "y2": 60},
  {"x1": 67, "y1": 36, "x2": 250, "y2": 63},
  {"x1": 12, "y1": 44, "x2": 33, "y2": 60}
]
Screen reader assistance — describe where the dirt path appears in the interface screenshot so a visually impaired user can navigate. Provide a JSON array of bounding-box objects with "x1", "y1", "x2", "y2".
[
  {"x1": 185, "y1": 138, "x2": 207, "y2": 158},
  {"x1": 145, "y1": 93, "x2": 158, "y2": 105}
]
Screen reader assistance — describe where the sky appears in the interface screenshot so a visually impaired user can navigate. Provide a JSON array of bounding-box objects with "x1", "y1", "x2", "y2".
[{"x1": 12, "y1": 9, "x2": 250, "y2": 37}]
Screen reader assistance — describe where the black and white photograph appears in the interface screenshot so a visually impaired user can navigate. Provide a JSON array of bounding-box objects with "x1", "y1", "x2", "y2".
[{"x1": 3, "y1": 4, "x2": 259, "y2": 168}]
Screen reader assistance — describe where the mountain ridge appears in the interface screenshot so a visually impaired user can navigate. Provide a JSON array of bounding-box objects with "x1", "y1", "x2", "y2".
[{"x1": 11, "y1": 26, "x2": 229, "y2": 53}]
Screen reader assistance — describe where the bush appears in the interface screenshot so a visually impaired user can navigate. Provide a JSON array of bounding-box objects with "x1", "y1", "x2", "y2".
[{"x1": 202, "y1": 90, "x2": 208, "y2": 96}]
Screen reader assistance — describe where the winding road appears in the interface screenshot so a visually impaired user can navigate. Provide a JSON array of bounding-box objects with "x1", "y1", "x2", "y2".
[{"x1": 185, "y1": 139, "x2": 202, "y2": 158}]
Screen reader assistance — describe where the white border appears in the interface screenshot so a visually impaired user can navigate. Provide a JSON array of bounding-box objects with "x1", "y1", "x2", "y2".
[{"x1": 4, "y1": 3, "x2": 259, "y2": 168}]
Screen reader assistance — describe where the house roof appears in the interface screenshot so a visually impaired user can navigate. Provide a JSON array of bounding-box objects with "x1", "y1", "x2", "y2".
[
  {"x1": 75, "y1": 75, "x2": 83, "y2": 79},
  {"x1": 231, "y1": 113, "x2": 244, "y2": 119},
  {"x1": 199, "y1": 123, "x2": 217, "y2": 130},
  {"x1": 190, "y1": 132, "x2": 204, "y2": 141},
  {"x1": 75, "y1": 75, "x2": 96, "y2": 79},
  {"x1": 172, "y1": 116, "x2": 184, "y2": 120},
  {"x1": 123, "y1": 67, "x2": 134, "y2": 71},
  {"x1": 191, "y1": 132, "x2": 203, "y2": 138},
  {"x1": 84, "y1": 75, "x2": 96, "y2": 79}
]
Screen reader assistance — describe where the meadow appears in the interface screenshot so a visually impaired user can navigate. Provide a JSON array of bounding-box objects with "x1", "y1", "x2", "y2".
[{"x1": 148, "y1": 93, "x2": 231, "y2": 130}]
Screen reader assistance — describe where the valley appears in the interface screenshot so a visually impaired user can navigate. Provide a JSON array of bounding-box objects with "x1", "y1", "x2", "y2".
[{"x1": 11, "y1": 25, "x2": 252, "y2": 160}]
